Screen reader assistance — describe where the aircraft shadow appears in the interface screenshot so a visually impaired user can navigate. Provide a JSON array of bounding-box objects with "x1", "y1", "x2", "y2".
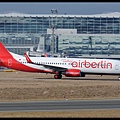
[
  {"x1": 62, "y1": 78, "x2": 118, "y2": 81},
  {"x1": 35, "y1": 77, "x2": 119, "y2": 81}
]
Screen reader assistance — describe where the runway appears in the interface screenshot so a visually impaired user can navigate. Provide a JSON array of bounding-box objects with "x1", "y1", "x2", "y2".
[{"x1": 0, "y1": 99, "x2": 120, "y2": 112}]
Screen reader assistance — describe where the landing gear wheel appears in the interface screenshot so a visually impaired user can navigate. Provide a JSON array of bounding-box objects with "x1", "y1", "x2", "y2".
[
  {"x1": 118, "y1": 75, "x2": 120, "y2": 80},
  {"x1": 54, "y1": 74, "x2": 59, "y2": 79},
  {"x1": 54, "y1": 74, "x2": 62, "y2": 79}
]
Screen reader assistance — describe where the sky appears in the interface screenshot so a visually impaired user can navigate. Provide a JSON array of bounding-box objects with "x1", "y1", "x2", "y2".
[{"x1": 0, "y1": 2, "x2": 120, "y2": 15}]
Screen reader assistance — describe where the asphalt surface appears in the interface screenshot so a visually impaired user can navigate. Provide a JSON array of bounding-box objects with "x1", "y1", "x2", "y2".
[{"x1": 0, "y1": 99, "x2": 120, "y2": 112}]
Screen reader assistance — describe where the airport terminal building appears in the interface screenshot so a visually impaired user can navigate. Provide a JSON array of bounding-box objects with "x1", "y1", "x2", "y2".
[{"x1": 0, "y1": 12, "x2": 120, "y2": 57}]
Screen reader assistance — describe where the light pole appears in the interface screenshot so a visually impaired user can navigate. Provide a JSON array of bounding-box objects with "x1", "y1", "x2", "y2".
[{"x1": 51, "y1": 9, "x2": 58, "y2": 56}]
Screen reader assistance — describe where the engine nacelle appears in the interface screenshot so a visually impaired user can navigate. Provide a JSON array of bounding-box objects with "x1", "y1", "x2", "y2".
[{"x1": 64, "y1": 69, "x2": 85, "y2": 77}]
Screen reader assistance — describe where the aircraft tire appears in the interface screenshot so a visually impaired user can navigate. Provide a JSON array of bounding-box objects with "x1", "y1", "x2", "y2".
[{"x1": 54, "y1": 74, "x2": 62, "y2": 79}]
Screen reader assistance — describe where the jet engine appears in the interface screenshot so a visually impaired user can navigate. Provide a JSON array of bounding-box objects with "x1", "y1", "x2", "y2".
[{"x1": 64, "y1": 69, "x2": 85, "y2": 77}]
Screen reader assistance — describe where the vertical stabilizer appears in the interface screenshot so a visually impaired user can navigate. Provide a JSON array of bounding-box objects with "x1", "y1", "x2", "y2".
[
  {"x1": 0, "y1": 42, "x2": 12, "y2": 58},
  {"x1": 0, "y1": 42, "x2": 13, "y2": 66}
]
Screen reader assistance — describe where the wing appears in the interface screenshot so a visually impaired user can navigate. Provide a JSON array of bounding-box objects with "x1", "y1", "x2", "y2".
[{"x1": 24, "y1": 52, "x2": 67, "y2": 72}]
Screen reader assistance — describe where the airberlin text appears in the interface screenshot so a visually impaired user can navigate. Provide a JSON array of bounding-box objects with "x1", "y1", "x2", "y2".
[{"x1": 71, "y1": 60, "x2": 112, "y2": 69}]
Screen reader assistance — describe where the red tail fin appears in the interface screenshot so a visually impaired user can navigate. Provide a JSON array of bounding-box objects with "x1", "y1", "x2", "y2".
[
  {"x1": 0, "y1": 42, "x2": 13, "y2": 66},
  {"x1": 0, "y1": 42, "x2": 12, "y2": 58},
  {"x1": 24, "y1": 52, "x2": 33, "y2": 63}
]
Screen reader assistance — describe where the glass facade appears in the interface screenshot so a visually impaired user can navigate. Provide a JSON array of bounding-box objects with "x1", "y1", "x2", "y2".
[
  {"x1": 0, "y1": 12, "x2": 120, "y2": 56},
  {"x1": 58, "y1": 34, "x2": 120, "y2": 56}
]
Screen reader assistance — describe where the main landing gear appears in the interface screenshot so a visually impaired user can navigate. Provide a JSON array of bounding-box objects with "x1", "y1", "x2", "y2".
[{"x1": 54, "y1": 74, "x2": 62, "y2": 79}]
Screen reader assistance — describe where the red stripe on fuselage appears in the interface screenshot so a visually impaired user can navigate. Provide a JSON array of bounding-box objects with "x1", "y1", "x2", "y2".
[{"x1": 3, "y1": 57, "x2": 53, "y2": 73}]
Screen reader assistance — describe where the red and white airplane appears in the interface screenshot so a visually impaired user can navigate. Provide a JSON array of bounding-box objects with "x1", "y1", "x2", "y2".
[{"x1": 0, "y1": 41, "x2": 120, "y2": 79}]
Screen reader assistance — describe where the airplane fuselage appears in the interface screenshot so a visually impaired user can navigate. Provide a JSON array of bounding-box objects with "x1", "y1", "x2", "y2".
[
  {"x1": 11, "y1": 55, "x2": 120, "y2": 75},
  {"x1": 0, "y1": 40, "x2": 120, "y2": 79}
]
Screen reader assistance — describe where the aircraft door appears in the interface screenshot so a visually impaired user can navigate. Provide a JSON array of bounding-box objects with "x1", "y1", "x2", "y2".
[{"x1": 115, "y1": 62, "x2": 119, "y2": 70}]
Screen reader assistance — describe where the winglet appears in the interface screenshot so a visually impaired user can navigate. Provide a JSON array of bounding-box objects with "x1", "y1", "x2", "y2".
[
  {"x1": 24, "y1": 52, "x2": 33, "y2": 63},
  {"x1": 44, "y1": 52, "x2": 48, "y2": 57}
]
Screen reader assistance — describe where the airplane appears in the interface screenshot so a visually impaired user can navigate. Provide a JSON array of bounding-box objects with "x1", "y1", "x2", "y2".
[{"x1": 0, "y1": 41, "x2": 120, "y2": 80}]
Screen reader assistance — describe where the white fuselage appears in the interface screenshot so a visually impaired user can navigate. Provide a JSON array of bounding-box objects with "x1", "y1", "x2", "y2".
[{"x1": 12, "y1": 52, "x2": 120, "y2": 75}]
